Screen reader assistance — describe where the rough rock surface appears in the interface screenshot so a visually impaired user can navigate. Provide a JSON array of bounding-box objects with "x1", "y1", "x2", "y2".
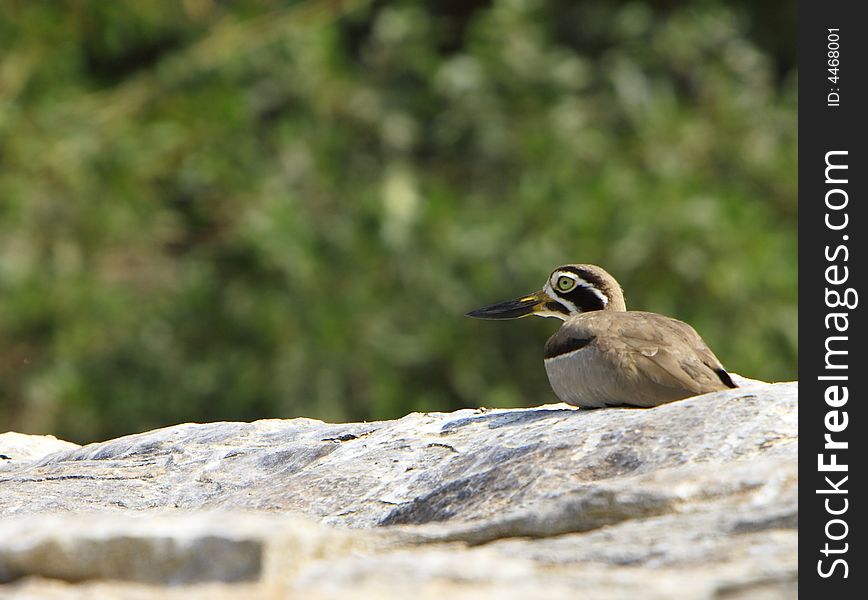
[
  {"x1": 0, "y1": 433, "x2": 79, "y2": 463},
  {"x1": 0, "y1": 379, "x2": 797, "y2": 599}
]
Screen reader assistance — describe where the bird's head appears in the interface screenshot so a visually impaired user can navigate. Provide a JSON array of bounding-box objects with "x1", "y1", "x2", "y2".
[{"x1": 465, "y1": 264, "x2": 626, "y2": 321}]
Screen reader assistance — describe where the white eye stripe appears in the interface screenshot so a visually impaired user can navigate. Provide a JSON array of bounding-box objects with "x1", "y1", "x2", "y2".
[
  {"x1": 589, "y1": 286, "x2": 609, "y2": 306},
  {"x1": 542, "y1": 281, "x2": 581, "y2": 318},
  {"x1": 556, "y1": 296, "x2": 580, "y2": 314},
  {"x1": 576, "y1": 280, "x2": 609, "y2": 307},
  {"x1": 547, "y1": 272, "x2": 609, "y2": 309}
]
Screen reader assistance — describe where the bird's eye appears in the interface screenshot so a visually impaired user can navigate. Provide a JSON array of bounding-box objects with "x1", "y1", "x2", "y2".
[{"x1": 556, "y1": 275, "x2": 576, "y2": 292}]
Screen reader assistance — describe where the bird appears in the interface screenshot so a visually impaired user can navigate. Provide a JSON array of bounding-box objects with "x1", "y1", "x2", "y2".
[{"x1": 466, "y1": 264, "x2": 737, "y2": 408}]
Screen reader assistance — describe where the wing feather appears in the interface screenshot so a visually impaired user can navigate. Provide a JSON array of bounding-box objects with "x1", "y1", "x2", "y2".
[{"x1": 544, "y1": 311, "x2": 735, "y2": 408}]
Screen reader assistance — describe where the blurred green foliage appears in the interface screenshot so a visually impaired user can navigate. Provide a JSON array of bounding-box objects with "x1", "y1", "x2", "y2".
[{"x1": 1, "y1": 0, "x2": 796, "y2": 443}]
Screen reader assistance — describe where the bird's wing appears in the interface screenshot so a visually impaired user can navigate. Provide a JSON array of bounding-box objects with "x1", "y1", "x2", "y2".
[
  {"x1": 599, "y1": 312, "x2": 733, "y2": 395},
  {"x1": 544, "y1": 312, "x2": 735, "y2": 408}
]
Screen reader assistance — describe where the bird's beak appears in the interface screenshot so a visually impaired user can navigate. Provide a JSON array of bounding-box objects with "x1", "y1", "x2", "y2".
[{"x1": 465, "y1": 290, "x2": 552, "y2": 320}]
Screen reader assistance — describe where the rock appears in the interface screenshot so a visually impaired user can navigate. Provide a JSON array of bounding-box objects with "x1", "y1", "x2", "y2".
[
  {"x1": 0, "y1": 380, "x2": 797, "y2": 599},
  {"x1": 0, "y1": 512, "x2": 383, "y2": 586},
  {"x1": 0, "y1": 433, "x2": 80, "y2": 464}
]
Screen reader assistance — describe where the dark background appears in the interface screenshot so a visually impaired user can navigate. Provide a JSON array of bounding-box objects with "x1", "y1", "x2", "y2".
[
  {"x1": 0, "y1": 0, "x2": 796, "y2": 443},
  {"x1": 798, "y1": 0, "x2": 863, "y2": 595}
]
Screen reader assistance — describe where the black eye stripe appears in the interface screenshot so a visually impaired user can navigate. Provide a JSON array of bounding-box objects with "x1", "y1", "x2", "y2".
[
  {"x1": 545, "y1": 301, "x2": 570, "y2": 314},
  {"x1": 561, "y1": 286, "x2": 606, "y2": 312}
]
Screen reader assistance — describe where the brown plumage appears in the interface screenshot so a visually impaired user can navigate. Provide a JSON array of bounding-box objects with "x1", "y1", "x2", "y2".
[{"x1": 466, "y1": 264, "x2": 736, "y2": 408}]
